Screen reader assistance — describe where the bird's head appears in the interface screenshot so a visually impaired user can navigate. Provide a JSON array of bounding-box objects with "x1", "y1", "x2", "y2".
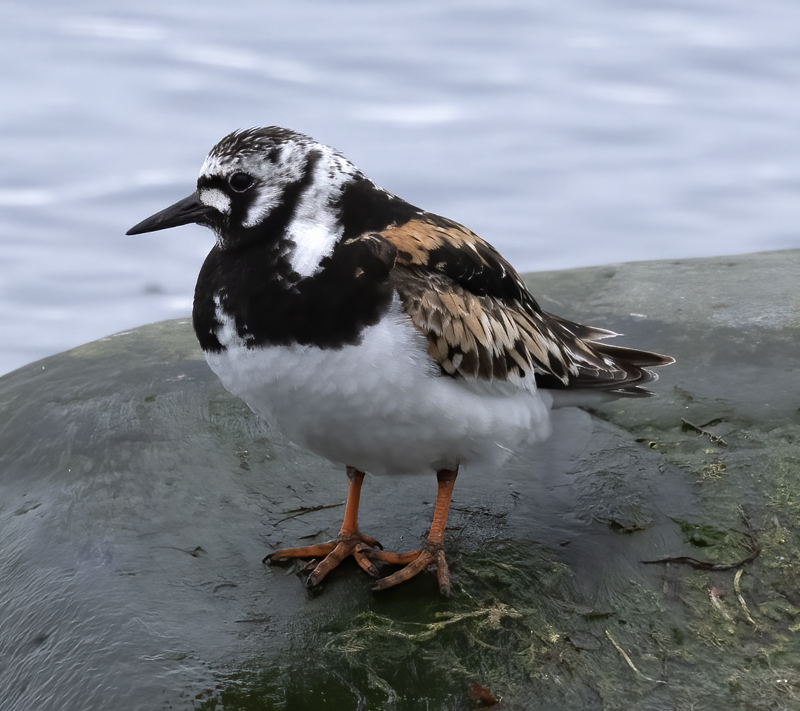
[{"x1": 127, "y1": 127, "x2": 361, "y2": 263}]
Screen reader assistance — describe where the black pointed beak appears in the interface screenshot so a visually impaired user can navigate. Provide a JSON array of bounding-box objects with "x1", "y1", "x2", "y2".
[{"x1": 126, "y1": 191, "x2": 211, "y2": 235}]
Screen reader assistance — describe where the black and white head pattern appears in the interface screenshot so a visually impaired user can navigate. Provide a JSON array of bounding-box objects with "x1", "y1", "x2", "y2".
[{"x1": 196, "y1": 127, "x2": 362, "y2": 277}]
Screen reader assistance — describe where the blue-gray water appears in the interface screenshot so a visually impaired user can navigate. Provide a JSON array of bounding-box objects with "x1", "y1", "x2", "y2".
[{"x1": 1, "y1": 0, "x2": 799, "y2": 375}]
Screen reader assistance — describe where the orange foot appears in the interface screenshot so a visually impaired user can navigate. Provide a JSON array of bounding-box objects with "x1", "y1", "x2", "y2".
[
  {"x1": 367, "y1": 468, "x2": 457, "y2": 596},
  {"x1": 264, "y1": 466, "x2": 459, "y2": 595},
  {"x1": 264, "y1": 530, "x2": 383, "y2": 585},
  {"x1": 371, "y1": 542, "x2": 451, "y2": 596},
  {"x1": 264, "y1": 466, "x2": 383, "y2": 586}
]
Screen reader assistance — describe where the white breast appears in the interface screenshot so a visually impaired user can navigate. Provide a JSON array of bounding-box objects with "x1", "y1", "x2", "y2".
[{"x1": 206, "y1": 299, "x2": 552, "y2": 476}]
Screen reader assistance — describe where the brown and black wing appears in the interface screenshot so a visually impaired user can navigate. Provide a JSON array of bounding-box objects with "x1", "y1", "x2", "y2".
[{"x1": 370, "y1": 212, "x2": 673, "y2": 395}]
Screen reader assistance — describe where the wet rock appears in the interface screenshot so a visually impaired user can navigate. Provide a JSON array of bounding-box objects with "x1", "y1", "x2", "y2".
[{"x1": 1, "y1": 250, "x2": 799, "y2": 710}]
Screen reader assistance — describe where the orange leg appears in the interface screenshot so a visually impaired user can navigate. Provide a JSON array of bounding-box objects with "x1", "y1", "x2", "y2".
[
  {"x1": 264, "y1": 466, "x2": 382, "y2": 585},
  {"x1": 371, "y1": 467, "x2": 458, "y2": 596}
]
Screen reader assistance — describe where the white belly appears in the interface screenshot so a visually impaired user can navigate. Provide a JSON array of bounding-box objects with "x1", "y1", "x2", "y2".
[{"x1": 206, "y1": 301, "x2": 552, "y2": 475}]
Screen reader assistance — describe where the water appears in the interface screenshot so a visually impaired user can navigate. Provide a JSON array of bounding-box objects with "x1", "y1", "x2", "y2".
[{"x1": 1, "y1": 0, "x2": 799, "y2": 375}]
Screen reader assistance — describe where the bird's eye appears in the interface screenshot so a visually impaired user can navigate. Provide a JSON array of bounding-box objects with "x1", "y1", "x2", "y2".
[{"x1": 228, "y1": 172, "x2": 255, "y2": 192}]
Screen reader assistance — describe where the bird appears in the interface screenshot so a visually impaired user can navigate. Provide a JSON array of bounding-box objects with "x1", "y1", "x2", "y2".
[{"x1": 127, "y1": 126, "x2": 673, "y2": 596}]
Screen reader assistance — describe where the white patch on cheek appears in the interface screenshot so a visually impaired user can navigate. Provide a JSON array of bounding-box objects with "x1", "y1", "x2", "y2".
[
  {"x1": 243, "y1": 187, "x2": 279, "y2": 228},
  {"x1": 199, "y1": 188, "x2": 232, "y2": 215}
]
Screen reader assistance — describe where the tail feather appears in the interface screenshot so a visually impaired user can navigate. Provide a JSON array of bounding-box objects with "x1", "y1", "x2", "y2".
[{"x1": 537, "y1": 314, "x2": 674, "y2": 397}]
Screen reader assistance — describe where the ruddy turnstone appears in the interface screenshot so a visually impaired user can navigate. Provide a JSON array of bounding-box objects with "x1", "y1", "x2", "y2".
[{"x1": 127, "y1": 127, "x2": 673, "y2": 595}]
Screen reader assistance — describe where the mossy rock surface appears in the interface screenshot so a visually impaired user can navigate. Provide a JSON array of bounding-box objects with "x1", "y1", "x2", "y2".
[{"x1": 1, "y1": 250, "x2": 799, "y2": 710}]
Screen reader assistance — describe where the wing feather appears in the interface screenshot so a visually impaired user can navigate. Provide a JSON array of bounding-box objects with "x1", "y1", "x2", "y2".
[{"x1": 359, "y1": 214, "x2": 672, "y2": 394}]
